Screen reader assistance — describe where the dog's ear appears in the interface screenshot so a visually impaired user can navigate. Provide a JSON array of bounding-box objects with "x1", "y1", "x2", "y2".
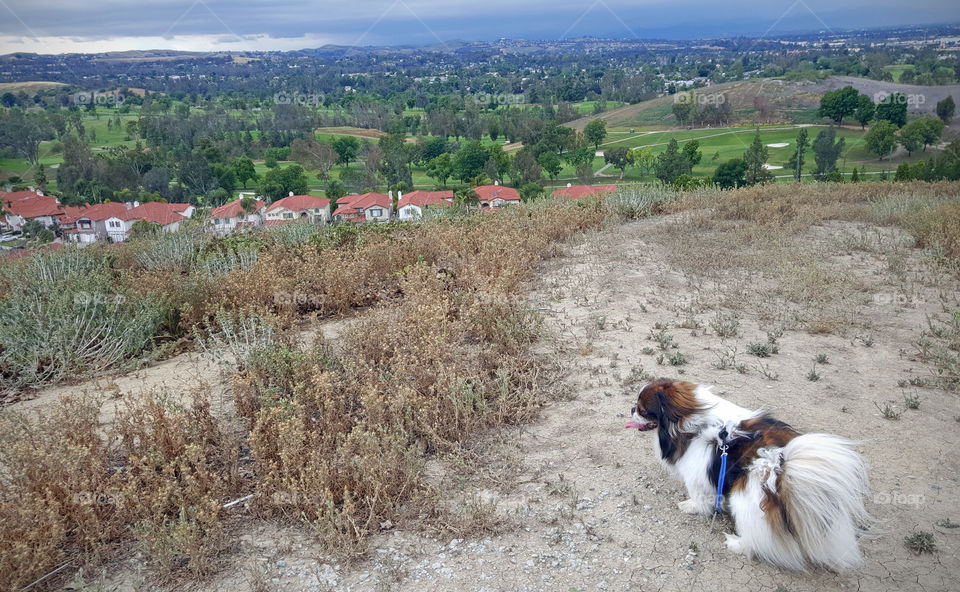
[
  {"x1": 647, "y1": 390, "x2": 677, "y2": 423},
  {"x1": 647, "y1": 383, "x2": 699, "y2": 425}
]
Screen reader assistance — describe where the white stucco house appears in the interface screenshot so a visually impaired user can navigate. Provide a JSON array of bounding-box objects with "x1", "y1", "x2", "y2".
[
  {"x1": 397, "y1": 190, "x2": 453, "y2": 220},
  {"x1": 209, "y1": 196, "x2": 266, "y2": 235},
  {"x1": 264, "y1": 193, "x2": 331, "y2": 226},
  {"x1": 332, "y1": 192, "x2": 392, "y2": 223}
]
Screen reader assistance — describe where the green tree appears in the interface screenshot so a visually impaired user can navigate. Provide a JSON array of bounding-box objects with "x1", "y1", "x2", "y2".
[
  {"x1": 654, "y1": 138, "x2": 692, "y2": 184},
  {"x1": 919, "y1": 117, "x2": 945, "y2": 151},
  {"x1": 575, "y1": 162, "x2": 594, "y2": 184},
  {"x1": 628, "y1": 147, "x2": 655, "y2": 180},
  {"x1": 864, "y1": 120, "x2": 898, "y2": 160},
  {"x1": 712, "y1": 158, "x2": 747, "y2": 189},
  {"x1": 936, "y1": 96, "x2": 955, "y2": 124},
  {"x1": 742, "y1": 131, "x2": 772, "y2": 185},
  {"x1": 511, "y1": 149, "x2": 542, "y2": 185},
  {"x1": 875, "y1": 93, "x2": 907, "y2": 127},
  {"x1": 486, "y1": 144, "x2": 511, "y2": 183},
  {"x1": 35, "y1": 164, "x2": 47, "y2": 192},
  {"x1": 537, "y1": 151, "x2": 562, "y2": 180},
  {"x1": 518, "y1": 182, "x2": 544, "y2": 202},
  {"x1": 584, "y1": 119, "x2": 607, "y2": 151},
  {"x1": 325, "y1": 180, "x2": 347, "y2": 201},
  {"x1": 566, "y1": 146, "x2": 594, "y2": 167},
  {"x1": 233, "y1": 157, "x2": 258, "y2": 188},
  {"x1": 671, "y1": 95, "x2": 695, "y2": 126},
  {"x1": 0, "y1": 109, "x2": 53, "y2": 167},
  {"x1": 290, "y1": 138, "x2": 337, "y2": 180},
  {"x1": 682, "y1": 140, "x2": 702, "y2": 167},
  {"x1": 425, "y1": 153, "x2": 454, "y2": 186},
  {"x1": 239, "y1": 196, "x2": 259, "y2": 216},
  {"x1": 792, "y1": 128, "x2": 809, "y2": 182},
  {"x1": 854, "y1": 94, "x2": 875, "y2": 129},
  {"x1": 818, "y1": 86, "x2": 860, "y2": 126},
  {"x1": 260, "y1": 164, "x2": 309, "y2": 200},
  {"x1": 454, "y1": 141, "x2": 489, "y2": 182},
  {"x1": 604, "y1": 147, "x2": 631, "y2": 179},
  {"x1": 812, "y1": 127, "x2": 845, "y2": 177},
  {"x1": 331, "y1": 136, "x2": 360, "y2": 166},
  {"x1": 454, "y1": 187, "x2": 480, "y2": 210},
  {"x1": 898, "y1": 119, "x2": 926, "y2": 156}
]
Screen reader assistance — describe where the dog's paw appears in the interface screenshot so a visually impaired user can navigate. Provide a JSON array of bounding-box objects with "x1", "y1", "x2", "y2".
[
  {"x1": 725, "y1": 533, "x2": 747, "y2": 555},
  {"x1": 678, "y1": 499, "x2": 708, "y2": 515}
]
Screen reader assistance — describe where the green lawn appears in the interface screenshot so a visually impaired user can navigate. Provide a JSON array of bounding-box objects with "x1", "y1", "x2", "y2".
[
  {"x1": 597, "y1": 125, "x2": 929, "y2": 182},
  {"x1": 883, "y1": 65, "x2": 916, "y2": 83}
]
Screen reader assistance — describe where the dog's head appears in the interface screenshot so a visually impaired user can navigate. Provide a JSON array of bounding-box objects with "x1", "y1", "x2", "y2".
[
  {"x1": 628, "y1": 379, "x2": 704, "y2": 461},
  {"x1": 627, "y1": 379, "x2": 702, "y2": 436}
]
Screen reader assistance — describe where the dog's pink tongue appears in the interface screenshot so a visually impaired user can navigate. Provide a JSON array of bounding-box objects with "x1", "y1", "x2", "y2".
[{"x1": 625, "y1": 420, "x2": 644, "y2": 429}]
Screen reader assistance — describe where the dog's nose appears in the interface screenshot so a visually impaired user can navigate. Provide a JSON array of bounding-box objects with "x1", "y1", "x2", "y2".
[{"x1": 631, "y1": 406, "x2": 637, "y2": 415}]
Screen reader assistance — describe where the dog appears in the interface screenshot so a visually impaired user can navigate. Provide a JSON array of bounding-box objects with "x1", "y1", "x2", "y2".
[{"x1": 627, "y1": 378, "x2": 870, "y2": 571}]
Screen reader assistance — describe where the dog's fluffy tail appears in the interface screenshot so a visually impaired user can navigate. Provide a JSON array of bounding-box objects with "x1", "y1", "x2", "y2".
[{"x1": 778, "y1": 433, "x2": 871, "y2": 570}]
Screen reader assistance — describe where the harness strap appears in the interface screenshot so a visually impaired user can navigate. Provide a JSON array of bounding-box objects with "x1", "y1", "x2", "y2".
[{"x1": 713, "y1": 443, "x2": 729, "y2": 513}]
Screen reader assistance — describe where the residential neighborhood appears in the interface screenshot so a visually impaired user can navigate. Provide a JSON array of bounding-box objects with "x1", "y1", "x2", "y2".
[{"x1": 1, "y1": 184, "x2": 613, "y2": 251}]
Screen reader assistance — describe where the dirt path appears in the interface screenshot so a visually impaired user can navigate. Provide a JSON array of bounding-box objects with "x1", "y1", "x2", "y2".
[
  {"x1": 147, "y1": 213, "x2": 957, "y2": 592},
  {"x1": 34, "y1": 209, "x2": 959, "y2": 591}
]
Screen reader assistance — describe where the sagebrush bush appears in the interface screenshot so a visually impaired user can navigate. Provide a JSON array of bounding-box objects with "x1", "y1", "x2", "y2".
[
  {"x1": 0, "y1": 247, "x2": 164, "y2": 391},
  {"x1": 0, "y1": 390, "x2": 239, "y2": 589}
]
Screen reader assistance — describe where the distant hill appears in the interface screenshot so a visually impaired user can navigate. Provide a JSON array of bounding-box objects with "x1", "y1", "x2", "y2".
[
  {"x1": 566, "y1": 76, "x2": 960, "y2": 130},
  {"x1": 0, "y1": 80, "x2": 67, "y2": 93}
]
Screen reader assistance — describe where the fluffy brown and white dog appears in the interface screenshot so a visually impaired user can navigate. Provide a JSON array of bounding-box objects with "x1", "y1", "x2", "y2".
[{"x1": 627, "y1": 379, "x2": 870, "y2": 571}]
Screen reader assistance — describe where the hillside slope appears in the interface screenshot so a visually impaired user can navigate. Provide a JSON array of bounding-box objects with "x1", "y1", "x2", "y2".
[{"x1": 567, "y1": 76, "x2": 960, "y2": 130}]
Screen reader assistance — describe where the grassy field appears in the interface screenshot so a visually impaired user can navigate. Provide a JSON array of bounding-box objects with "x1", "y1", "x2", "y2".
[
  {"x1": 599, "y1": 124, "x2": 923, "y2": 181},
  {"x1": 1, "y1": 104, "x2": 940, "y2": 199},
  {"x1": 883, "y1": 64, "x2": 916, "y2": 82}
]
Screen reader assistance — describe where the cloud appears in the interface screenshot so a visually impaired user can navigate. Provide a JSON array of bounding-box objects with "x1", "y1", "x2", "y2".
[{"x1": 0, "y1": 0, "x2": 955, "y2": 54}]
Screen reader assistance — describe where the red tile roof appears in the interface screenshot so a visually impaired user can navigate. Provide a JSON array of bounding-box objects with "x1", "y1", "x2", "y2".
[
  {"x1": 265, "y1": 194, "x2": 330, "y2": 214},
  {"x1": 57, "y1": 205, "x2": 86, "y2": 224},
  {"x1": 211, "y1": 198, "x2": 266, "y2": 219},
  {"x1": 264, "y1": 219, "x2": 293, "y2": 227},
  {"x1": 472, "y1": 185, "x2": 520, "y2": 204},
  {"x1": 0, "y1": 190, "x2": 45, "y2": 203},
  {"x1": 398, "y1": 190, "x2": 453, "y2": 209},
  {"x1": 335, "y1": 192, "x2": 380, "y2": 206},
  {"x1": 552, "y1": 185, "x2": 617, "y2": 199},
  {"x1": 3, "y1": 195, "x2": 62, "y2": 218},
  {"x1": 333, "y1": 192, "x2": 390, "y2": 217},
  {"x1": 120, "y1": 202, "x2": 188, "y2": 226},
  {"x1": 79, "y1": 202, "x2": 130, "y2": 221}
]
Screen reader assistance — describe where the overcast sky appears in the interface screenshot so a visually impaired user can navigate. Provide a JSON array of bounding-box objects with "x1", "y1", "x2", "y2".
[{"x1": 0, "y1": 0, "x2": 957, "y2": 54}]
